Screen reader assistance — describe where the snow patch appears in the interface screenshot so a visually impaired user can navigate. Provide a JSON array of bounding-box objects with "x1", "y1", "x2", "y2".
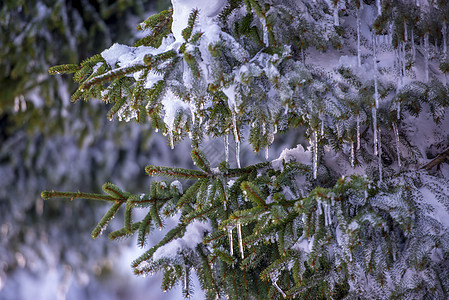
[
  {"x1": 152, "y1": 221, "x2": 211, "y2": 261},
  {"x1": 271, "y1": 144, "x2": 311, "y2": 171}
]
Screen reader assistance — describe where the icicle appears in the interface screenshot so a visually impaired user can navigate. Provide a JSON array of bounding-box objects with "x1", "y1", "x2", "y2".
[
  {"x1": 351, "y1": 141, "x2": 355, "y2": 168},
  {"x1": 357, "y1": 2, "x2": 362, "y2": 67},
  {"x1": 237, "y1": 222, "x2": 244, "y2": 259},
  {"x1": 265, "y1": 146, "x2": 269, "y2": 160},
  {"x1": 393, "y1": 122, "x2": 401, "y2": 168},
  {"x1": 272, "y1": 280, "x2": 287, "y2": 298},
  {"x1": 228, "y1": 227, "x2": 234, "y2": 256},
  {"x1": 232, "y1": 112, "x2": 241, "y2": 168},
  {"x1": 397, "y1": 100, "x2": 401, "y2": 120},
  {"x1": 169, "y1": 130, "x2": 174, "y2": 150},
  {"x1": 372, "y1": 31, "x2": 379, "y2": 157},
  {"x1": 333, "y1": 1, "x2": 339, "y2": 26},
  {"x1": 320, "y1": 113, "x2": 324, "y2": 136},
  {"x1": 325, "y1": 203, "x2": 332, "y2": 225},
  {"x1": 224, "y1": 134, "x2": 229, "y2": 163},
  {"x1": 274, "y1": 123, "x2": 278, "y2": 134},
  {"x1": 236, "y1": 141, "x2": 241, "y2": 168},
  {"x1": 312, "y1": 130, "x2": 318, "y2": 179},
  {"x1": 356, "y1": 115, "x2": 361, "y2": 150},
  {"x1": 424, "y1": 32, "x2": 429, "y2": 82},
  {"x1": 316, "y1": 200, "x2": 322, "y2": 215},
  {"x1": 199, "y1": 102, "x2": 205, "y2": 126},
  {"x1": 372, "y1": 107, "x2": 378, "y2": 156},
  {"x1": 378, "y1": 127, "x2": 383, "y2": 183},
  {"x1": 376, "y1": 0, "x2": 381, "y2": 16},
  {"x1": 261, "y1": 17, "x2": 269, "y2": 47},
  {"x1": 402, "y1": 42, "x2": 406, "y2": 80}
]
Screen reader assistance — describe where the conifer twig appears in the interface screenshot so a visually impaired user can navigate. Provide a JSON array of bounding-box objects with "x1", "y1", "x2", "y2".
[
  {"x1": 41, "y1": 190, "x2": 121, "y2": 203},
  {"x1": 422, "y1": 148, "x2": 449, "y2": 170}
]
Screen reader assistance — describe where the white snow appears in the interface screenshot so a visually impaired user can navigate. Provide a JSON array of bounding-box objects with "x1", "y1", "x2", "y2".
[
  {"x1": 292, "y1": 236, "x2": 314, "y2": 254},
  {"x1": 152, "y1": 221, "x2": 211, "y2": 261},
  {"x1": 170, "y1": 180, "x2": 183, "y2": 194},
  {"x1": 161, "y1": 90, "x2": 191, "y2": 132},
  {"x1": 171, "y1": 0, "x2": 226, "y2": 42},
  {"x1": 101, "y1": 43, "x2": 133, "y2": 67},
  {"x1": 271, "y1": 144, "x2": 311, "y2": 171}
]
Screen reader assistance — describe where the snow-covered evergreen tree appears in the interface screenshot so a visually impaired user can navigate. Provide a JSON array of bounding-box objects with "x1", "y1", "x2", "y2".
[{"x1": 44, "y1": 0, "x2": 449, "y2": 298}]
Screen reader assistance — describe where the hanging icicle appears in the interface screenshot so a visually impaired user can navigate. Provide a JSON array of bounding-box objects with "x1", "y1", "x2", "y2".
[
  {"x1": 402, "y1": 42, "x2": 406, "y2": 80},
  {"x1": 237, "y1": 221, "x2": 244, "y2": 259},
  {"x1": 351, "y1": 141, "x2": 355, "y2": 168},
  {"x1": 236, "y1": 141, "x2": 241, "y2": 169},
  {"x1": 169, "y1": 130, "x2": 175, "y2": 150},
  {"x1": 232, "y1": 112, "x2": 241, "y2": 168},
  {"x1": 183, "y1": 267, "x2": 190, "y2": 297},
  {"x1": 199, "y1": 101, "x2": 204, "y2": 126},
  {"x1": 373, "y1": 107, "x2": 378, "y2": 156},
  {"x1": 272, "y1": 279, "x2": 287, "y2": 298},
  {"x1": 393, "y1": 122, "x2": 401, "y2": 168},
  {"x1": 228, "y1": 227, "x2": 234, "y2": 256},
  {"x1": 320, "y1": 113, "x2": 324, "y2": 136},
  {"x1": 356, "y1": 115, "x2": 361, "y2": 150},
  {"x1": 373, "y1": 31, "x2": 379, "y2": 156},
  {"x1": 378, "y1": 127, "x2": 383, "y2": 183},
  {"x1": 261, "y1": 17, "x2": 269, "y2": 47},
  {"x1": 224, "y1": 134, "x2": 229, "y2": 163}
]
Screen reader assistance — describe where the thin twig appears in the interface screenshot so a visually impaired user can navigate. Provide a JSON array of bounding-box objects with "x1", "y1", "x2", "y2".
[{"x1": 422, "y1": 148, "x2": 449, "y2": 170}]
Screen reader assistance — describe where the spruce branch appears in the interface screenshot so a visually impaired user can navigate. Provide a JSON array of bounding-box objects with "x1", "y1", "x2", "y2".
[
  {"x1": 182, "y1": 9, "x2": 199, "y2": 41},
  {"x1": 81, "y1": 64, "x2": 147, "y2": 91},
  {"x1": 177, "y1": 179, "x2": 206, "y2": 209},
  {"x1": 241, "y1": 181, "x2": 269, "y2": 209},
  {"x1": 91, "y1": 202, "x2": 122, "y2": 239},
  {"x1": 191, "y1": 148, "x2": 210, "y2": 172},
  {"x1": 137, "y1": 8, "x2": 173, "y2": 31},
  {"x1": 109, "y1": 222, "x2": 141, "y2": 240},
  {"x1": 132, "y1": 223, "x2": 187, "y2": 270},
  {"x1": 102, "y1": 182, "x2": 131, "y2": 201},
  {"x1": 145, "y1": 165, "x2": 208, "y2": 179},
  {"x1": 48, "y1": 64, "x2": 80, "y2": 75},
  {"x1": 138, "y1": 211, "x2": 153, "y2": 247},
  {"x1": 41, "y1": 190, "x2": 120, "y2": 203},
  {"x1": 124, "y1": 200, "x2": 134, "y2": 232}
]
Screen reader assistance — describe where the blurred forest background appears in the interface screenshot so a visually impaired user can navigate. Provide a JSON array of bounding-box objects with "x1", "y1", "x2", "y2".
[{"x1": 0, "y1": 1, "x2": 195, "y2": 299}]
